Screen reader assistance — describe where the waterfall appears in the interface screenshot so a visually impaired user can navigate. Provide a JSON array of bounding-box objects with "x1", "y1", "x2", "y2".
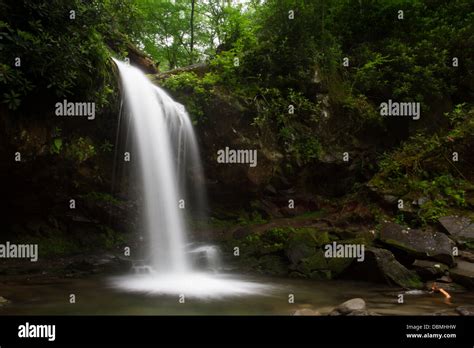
[
  {"x1": 111, "y1": 59, "x2": 271, "y2": 298},
  {"x1": 113, "y1": 59, "x2": 202, "y2": 273}
]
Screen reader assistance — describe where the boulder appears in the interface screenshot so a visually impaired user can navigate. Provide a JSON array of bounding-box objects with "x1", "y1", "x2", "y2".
[
  {"x1": 345, "y1": 247, "x2": 423, "y2": 289},
  {"x1": 412, "y1": 259, "x2": 448, "y2": 280},
  {"x1": 449, "y1": 260, "x2": 474, "y2": 289},
  {"x1": 379, "y1": 222, "x2": 455, "y2": 266},
  {"x1": 292, "y1": 242, "x2": 355, "y2": 279},
  {"x1": 285, "y1": 229, "x2": 329, "y2": 264},
  {"x1": 330, "y1": 298, "x2": 366, "y2": 315},
  {"x1": 439, "y1": 216, "x2": 474, "y2": 242}
]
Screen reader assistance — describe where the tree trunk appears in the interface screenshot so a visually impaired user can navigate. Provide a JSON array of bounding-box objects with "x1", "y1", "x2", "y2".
[{"x1": 190, "y1": 0, "x2": 195, "y2": 65}]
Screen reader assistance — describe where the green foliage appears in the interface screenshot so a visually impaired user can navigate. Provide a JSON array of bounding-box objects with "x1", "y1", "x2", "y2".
[
  {"x1": 50, "y1": 138, "x2": 63, "y2": 155},
  {"x1": 253, "y1": 88, "x2": 322, "y2": 166},
  {"x1": 98, "y1": 226, "x2": 126, "y2": 250},
  {"x1": 237, "y1": 211, "x2": 267, "y2": 226},
  {"x1": 372, "y1": 104, "x2": 474, "y2": 224},
  {"x1": 0, "y1": 0, "x2": 138, "y2": 111},
  {"x1": 161, "y1": 72, "x2": 211, "y2": 123},
  {"x1": 332, "y1": 0, "x2": 474, "y2": 107},
  {"x1": 80, "y1": 191, "x2": 122, "y2": 205},
  {"x1": 65, "y1": 137, "x2": 96, "y2": 163},
  {"x1": 133, "y1": 0, "x2": 253, "y2": 70}
]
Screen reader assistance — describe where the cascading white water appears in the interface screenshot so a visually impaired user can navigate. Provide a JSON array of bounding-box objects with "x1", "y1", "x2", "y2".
[
  {"x1": 111, "y1": 59, "x2": 272, "y2": 298},
  {"x1": 113, "y1": 59, "x2": 193, "y2": 273}
]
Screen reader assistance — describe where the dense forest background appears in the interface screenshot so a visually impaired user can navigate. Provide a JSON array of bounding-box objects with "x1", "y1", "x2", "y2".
[{"x1": 0, "y1": 0, "x2": 474, "y2": 286}]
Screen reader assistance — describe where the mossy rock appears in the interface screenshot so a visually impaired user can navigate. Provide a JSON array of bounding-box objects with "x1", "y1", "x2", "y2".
[
  {"x1": 327, "y1": 257, "x2": 355, "y2": 277},
  {"x1": 297, "y1": 249, "x2": 354, "y2": 278},
  {"x1": 297, "y1": 250, "x2": 327, "y2": 274},
  {"x1": 309, "y1": 270, "x2": 332, "y2": 280},
  {"x1": 286, "y1": 228, "x2": 330, "y2": 264}
]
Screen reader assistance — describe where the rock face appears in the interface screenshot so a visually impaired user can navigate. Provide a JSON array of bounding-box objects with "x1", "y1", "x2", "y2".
[
  {"x1": 346, "y1": 247, "x2": 423, "y2": 289},
  {"x1": 449, "y1": 260, "x2": 474, "y2": 289},
  {"x1": 439, "y1": 216, "x2": 474, "y2": 242},
  {"x1": 379, "y1": 222, "x2": 455, "y2": 266}
]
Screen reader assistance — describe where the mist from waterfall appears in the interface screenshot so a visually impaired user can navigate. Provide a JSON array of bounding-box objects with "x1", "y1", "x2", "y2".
[{"x1": 111, "y1": 59, "x2": 272, "y2": 298}]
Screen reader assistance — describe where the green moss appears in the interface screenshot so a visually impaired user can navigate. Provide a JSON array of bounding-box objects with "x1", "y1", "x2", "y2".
[
  {"x1": 298, "y1": 250, "x2": 327, "y2": 274},
  {"x1": 295, "y1": 210, "x2": 326, "y2": 219},
  {"x1": 97, "y1": 226, "x2": 126, "y2": 250},
  {"x1": 289, "y1": 228, "x2": 330, "y2": 248},
  {"x1": 80, "y1": 191, "x2": 122, "y2": 205},
  {"x1": 18, "y1": 233, "x2": 80, "y2": 258}
]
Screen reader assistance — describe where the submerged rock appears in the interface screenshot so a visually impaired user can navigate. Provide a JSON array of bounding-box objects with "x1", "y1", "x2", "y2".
[
  {"x1": 455, "y1": 306, "x2": 474, "y2": 316},
  {"x1": 379, "y1": 222, "x2": 455, "y2": 266},
  {"x1": 293, "y1": 308, "x2": 321, "y2": 316},
  {"x1": 0, "y1": 296, "x2": 10, "y2": 306},
  {"x1": 439, "y1": 216, "x2": 474, "y2": 242}
]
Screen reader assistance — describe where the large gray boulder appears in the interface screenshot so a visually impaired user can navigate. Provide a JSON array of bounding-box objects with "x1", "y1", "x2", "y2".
[
  {"x1": 379, "y1": 223, "x2": 455, "y2": 266},
  {"x1": 439, "y1": 216, "x2": 474, "y2": 242},
  {"x1": 346, "y1": 247, "x2": 423, "y2": 289}
]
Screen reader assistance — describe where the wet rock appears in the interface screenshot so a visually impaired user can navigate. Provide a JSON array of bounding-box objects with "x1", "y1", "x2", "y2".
[
  {"x1": 439, "y1": 216, "x2": 474, "y2": 242},
  {"x1": 437, "y1": 275, "x2": 453, "y2": 283},
  {"x1": 455, "y1": 306, "x2": 474, "y2": 316},
  {"x1": 426, "y1": 281, "x2": 465, "y2": 292},
  {"x1": 345, "y1": 247, "x2": 423, "y2": 289},
  {"x1": 379, "y1": 222, "x2": 455, "y2": 266},
  {"x1": 382, "y1": 195, "x2": 398, "y2": 205},
  {"x1": 65, "y1": 255, "x2": 132, "y2": 274},
  {"x1": 449, "y1": 260, "x2": 474, "y2": 289},
  {"x1": 330, "y1": 298, "x2": 366, "y2": 315},
  {"x1": 347, "y1": 310, "x2": 381, "y2": 316},
  {"x1": 293, "y1": 308, "x2": 321, "y2": 316},
  {"x1": 66, "y1": 259, "x2": 95, "y2": 272},
  {"x1": 459, "y1": 250, "x2": 474, "y2": 263},
  {"x1": 412, "y1": 260, "x2": 448, "y2": 280}
]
